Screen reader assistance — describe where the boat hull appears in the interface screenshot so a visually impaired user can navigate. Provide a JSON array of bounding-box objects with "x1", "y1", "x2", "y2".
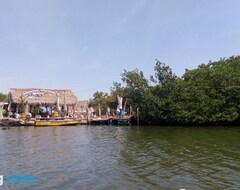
[{"x1": 35, "y1": 119, "x2": 81, "y2": 127}]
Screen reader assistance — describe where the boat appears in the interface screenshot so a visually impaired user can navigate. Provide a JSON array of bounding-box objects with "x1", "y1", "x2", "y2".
[
  {"x1": 35, "y1": 117, "x2": 81, "y2": 127},
  {"x1": 0, "y1": 117, "x2": 21, "y2": 126}
]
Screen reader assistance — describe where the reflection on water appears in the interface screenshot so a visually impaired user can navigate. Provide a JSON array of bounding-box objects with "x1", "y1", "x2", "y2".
[{"x1": 0, "y1": 126, "x2": 240, "y2": 189}]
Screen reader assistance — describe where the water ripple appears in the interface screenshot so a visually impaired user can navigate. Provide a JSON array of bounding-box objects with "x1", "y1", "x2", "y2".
[{"x1": 0, "y1": 126, "x2": 240, "y2": 189}]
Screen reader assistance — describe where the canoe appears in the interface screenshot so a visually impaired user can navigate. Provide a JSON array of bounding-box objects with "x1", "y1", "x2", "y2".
[{"x1": 35, "y1": 118, "x2": 81, "y2": 127}]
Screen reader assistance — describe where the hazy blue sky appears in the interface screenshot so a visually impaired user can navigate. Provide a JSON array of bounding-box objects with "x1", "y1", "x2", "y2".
[{"x1": 1, "y1": 0, "x2": 240, "y2": 99}]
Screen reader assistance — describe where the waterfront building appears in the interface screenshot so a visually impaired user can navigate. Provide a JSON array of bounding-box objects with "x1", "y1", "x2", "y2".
[{"x1": 7, "y1": 88, "x2": 78, "y2": 117}]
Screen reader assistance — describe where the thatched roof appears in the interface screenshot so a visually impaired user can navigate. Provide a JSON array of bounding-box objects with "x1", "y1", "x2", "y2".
[
  {"x1": 9, "y1": 88, "x2": 78, "y2": 106},
  {"x1": 75, "y1": 100, "x2": 89, "y2": 112}
]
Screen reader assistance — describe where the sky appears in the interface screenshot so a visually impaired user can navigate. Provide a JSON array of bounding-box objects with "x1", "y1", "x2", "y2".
[{"x1": 1, "y1": 0, "x2": 240, "y2": 100}]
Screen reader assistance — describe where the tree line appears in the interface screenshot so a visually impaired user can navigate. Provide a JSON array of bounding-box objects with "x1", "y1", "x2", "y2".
[
  {"x1": 0, "y1": 93, "x2": 7, "y2": 102},
  {"x1": 1, "y1": 56, "x2": 239, "y2": 125},
  {"x1": 90, "y1": 56, "x2": 240, "y2": 125}
]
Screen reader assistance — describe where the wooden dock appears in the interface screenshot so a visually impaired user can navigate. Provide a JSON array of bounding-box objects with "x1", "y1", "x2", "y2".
[
  {"x1": 89, "y1": 116, "x2": 133, "y2": 126},
  {"x1": 89, "y1": 117, "x2": 111, "y2": 125}
]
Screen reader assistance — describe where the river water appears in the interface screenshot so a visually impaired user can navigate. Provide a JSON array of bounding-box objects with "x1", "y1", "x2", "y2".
[{"x1": 0, "y1": 125, "x2": 240, "y2": 190}]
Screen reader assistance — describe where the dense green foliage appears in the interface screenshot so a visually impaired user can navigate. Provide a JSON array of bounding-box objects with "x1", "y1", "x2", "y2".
[
  {"x1": 0, "y1": 93, "x2": 7, "y2": 102},
  {"x1": 106, "y1": 56, "x2": 240, "y2": 125},
  {"x1": 89, "y1": 91, "x2": 109, "y2": 115}
]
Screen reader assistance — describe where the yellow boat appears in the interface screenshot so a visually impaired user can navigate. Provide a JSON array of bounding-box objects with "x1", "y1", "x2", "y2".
[{"x1": 35, "y1": 118, "x2": 81, "y2": 127}]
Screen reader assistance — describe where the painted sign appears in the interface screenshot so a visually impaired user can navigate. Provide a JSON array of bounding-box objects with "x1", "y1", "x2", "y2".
[{"x1": 25, "y1": 92, "x2": 43, "y2": 99}]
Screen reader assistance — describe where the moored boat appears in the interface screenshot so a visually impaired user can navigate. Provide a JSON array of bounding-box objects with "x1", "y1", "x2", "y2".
[{"x1": 35, "y1": 117, "x2": 81, "y2": 127}]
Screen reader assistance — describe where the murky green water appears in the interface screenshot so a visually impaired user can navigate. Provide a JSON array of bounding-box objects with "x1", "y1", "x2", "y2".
[{"x1": 0, "y1": 126, "x2": 240, "y2": 189}]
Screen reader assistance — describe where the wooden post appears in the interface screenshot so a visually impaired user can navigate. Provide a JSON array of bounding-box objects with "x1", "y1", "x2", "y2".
[
  {"x1": 123, "y1": 98, "x2": 127, "y2": 117},
  {"x1": 25, "y1": 102, "x2": 29, "y2": 113},
  {"x1": 56, "y1": 93, "x2": 60, "y2": 113},
  {"x1": 137, "y1": 108, "x2": 139, "y2": 126},
  {"x1": 7, "y1": 96, "x2": 12, "y2": 113},
  {"x1": 98, "y1": 103, "x2": 101, "y2": 117},
  {"x1": 87, "y1": 108, "x2": 89, "y2": 125},
  {"x1": 130, "y1": 106, "x2": 132, "y2": 116},
  {"x1": 0, "y1": 102, "x2": 4, "y2": 119}
]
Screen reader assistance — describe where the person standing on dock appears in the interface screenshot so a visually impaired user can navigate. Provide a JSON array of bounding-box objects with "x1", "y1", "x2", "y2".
[{"x1": 117, "y1": 95, "x2": 123, "y2": 119}]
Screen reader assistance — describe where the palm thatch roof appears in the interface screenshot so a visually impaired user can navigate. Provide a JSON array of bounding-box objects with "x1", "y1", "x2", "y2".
[
  {"x1": 9, "y1": 88, "x2": 78, "y2": 106},
  {"x1": 75, "y1": 100, "x2": 89, "y2": 112}
]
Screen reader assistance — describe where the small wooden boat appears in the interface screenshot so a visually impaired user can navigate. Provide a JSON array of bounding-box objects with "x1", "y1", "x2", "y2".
[
  {"x1": 35, "y1": 117, "x2": 81, "y2": 127},
  {"x1": 0, "y1": 117, "x2": 21, "y2": 126}
]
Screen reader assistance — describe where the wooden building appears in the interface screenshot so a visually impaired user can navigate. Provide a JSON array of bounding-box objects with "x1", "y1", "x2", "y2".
[{"x1": 8, "y1": 88, "x2": 78, "y2": 117}]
